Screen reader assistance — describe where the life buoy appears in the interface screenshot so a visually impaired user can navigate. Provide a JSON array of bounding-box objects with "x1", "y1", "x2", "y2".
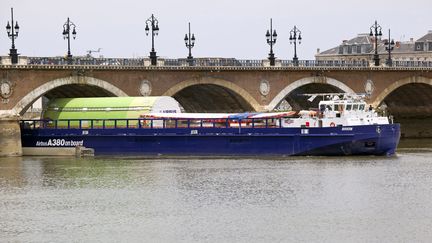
[{"x1": 330, "y1": 122, "x2": 336, "y2": 127}]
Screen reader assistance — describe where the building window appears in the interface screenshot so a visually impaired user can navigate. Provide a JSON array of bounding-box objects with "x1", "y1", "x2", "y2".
[
  {"x1": 352, "y1": 45, "x2": 357, "y2": 54},
  {"x1": 361, "y1": 45, "x2": 366, "y2": 53},
  {"x1": 429, "y1": 42, "x2": 432, "y2": 51}
]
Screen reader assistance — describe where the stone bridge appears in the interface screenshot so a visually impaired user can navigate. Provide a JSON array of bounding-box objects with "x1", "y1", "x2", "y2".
[{"x1": 1, "y1": 62, "x2": 432, "y2": 156}]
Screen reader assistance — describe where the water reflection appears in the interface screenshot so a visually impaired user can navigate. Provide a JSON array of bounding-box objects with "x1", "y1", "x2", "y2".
[
  {"x1": 398, "y1": 138, "x2": 432, "y2": 151},
  {"x1": 1, "y1": 140, "x2": 432, "y2": 242}
]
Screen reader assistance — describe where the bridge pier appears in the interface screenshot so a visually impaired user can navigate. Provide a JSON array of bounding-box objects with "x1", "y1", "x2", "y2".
[
  {"x1": 396, "y1": 117, "x2": 432, "y2": 138},
  {"x1": 0, "y1": 113, "x2": 22, "y2": 157}
]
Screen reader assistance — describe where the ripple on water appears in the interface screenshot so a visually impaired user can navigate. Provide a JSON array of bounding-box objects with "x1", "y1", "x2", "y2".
[{"x1": 1, "y1": 148, "x2": 432, "y2": 242}]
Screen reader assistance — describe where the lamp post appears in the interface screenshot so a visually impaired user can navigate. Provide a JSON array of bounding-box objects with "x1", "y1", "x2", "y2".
[
  {"x1": 369, "y1": 20, "x2": 382, "y2": 66},
  {"x1": 145, "y1": 14, "x2": 160, "y2": 66},
  {"x1": 289, "y1": 25, "x2": 302, "y2": 66},
  {"x1": 184, "y1": 22, "x2": 195, "y2": 66},
  {"x1": 265, "y1": 18, "x2": 277, "y2": 66},
  {"x1": 6, "y1": 8, "x2": 20, "y2": 64},
  {"x1": 384, "y1": 29, "x2": 395, "y2": 67},
  {"x1": 62, "y1": 17, "x2": 77, "y2": 64}
]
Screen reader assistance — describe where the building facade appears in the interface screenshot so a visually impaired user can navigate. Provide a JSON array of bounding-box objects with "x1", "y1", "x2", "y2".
[{"x1": 316, "y1": 31, "x2": 432, "y2": 65}]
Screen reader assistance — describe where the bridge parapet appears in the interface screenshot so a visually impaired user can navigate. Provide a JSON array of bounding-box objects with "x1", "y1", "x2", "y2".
[
  {"x1": 25, "y1": 57, "x2": 371, "y2": 67},
  {"x1": 1, "y1": 56, "x2": 29, "y2": 65},
  {"x1": 1, "y1": 62, "x2": 432, "y2": 72},
  {"x1": 2, "y1": 56, "x2": 432, "y2": 68}
]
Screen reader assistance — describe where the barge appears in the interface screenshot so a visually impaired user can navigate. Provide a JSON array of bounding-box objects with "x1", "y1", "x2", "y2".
[{"x1": 20, "y1": 94, "x2": 400, "y2": 156}]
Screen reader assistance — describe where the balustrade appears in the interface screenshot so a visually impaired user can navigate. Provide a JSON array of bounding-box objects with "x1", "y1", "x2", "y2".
[{"x1": 0, "y1": 56, "x2": 423, "y2": 68}]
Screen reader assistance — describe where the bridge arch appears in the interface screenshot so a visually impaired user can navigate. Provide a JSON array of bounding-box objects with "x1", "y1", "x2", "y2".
[
  {"x1": 266, "y1": 76, "x2": 355, "y2": 111},
  {"x1": 163, "y1": 76, "x2": 261, "y2": 112},
  {"x1": 372, "y1": 76, "x2": 432, "y2": 107},
  {"x1": 372, "y1": 76, "x2": 432, "y2": 138},
  {"x1": 13, "y1": 76, "x2": 128, "y2": 115}
]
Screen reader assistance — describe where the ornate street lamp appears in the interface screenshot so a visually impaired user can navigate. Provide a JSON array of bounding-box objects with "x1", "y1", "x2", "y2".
[
  {"x1": 145, "y1": 14, "x2": 160, "y2": 66},
  {"x1": 385, "y1": 29, "x2": 395, "y2": 67},
  {"x1": 289, "y1": 25, "x2": 302, "y2": 66},
  {"x1": 62, "y1": 17, "x2": 77, "y2": 64},
  {"x1": 184, "y1": 22, "x2": 195, "y2": 66},
  {"x1": 5, "y1": 8, "x2": 20, "y2": 65},
  {"x1": 369, "y1": 20, "x2": 382, "y2": 66},
  {"x1": 265, "y1": 18, "x2": 277, "y2": 66}
]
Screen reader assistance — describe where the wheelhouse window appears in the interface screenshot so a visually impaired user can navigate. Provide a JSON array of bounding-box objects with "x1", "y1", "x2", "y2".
[
  {"x1": 334, "y1": 104, "x2": 343, "y2": 112},
  {"x1": 320, "y1": 104, "x2": 326, "y2": 112}
]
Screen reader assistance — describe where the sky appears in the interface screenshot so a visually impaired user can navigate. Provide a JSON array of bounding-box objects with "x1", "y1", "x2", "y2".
[{"x1": 1, "y1": 0, "x2": 431, "y2": 60}]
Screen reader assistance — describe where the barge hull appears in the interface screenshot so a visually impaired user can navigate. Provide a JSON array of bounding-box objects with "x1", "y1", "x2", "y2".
[{"x1": 21, "y1": 124, "x2": 400, "y2": 156}]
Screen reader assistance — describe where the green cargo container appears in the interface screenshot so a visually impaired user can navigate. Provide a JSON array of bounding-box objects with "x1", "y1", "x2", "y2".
[{"x1": 42, "y1": 96, "x2": 182, "y2": 128}]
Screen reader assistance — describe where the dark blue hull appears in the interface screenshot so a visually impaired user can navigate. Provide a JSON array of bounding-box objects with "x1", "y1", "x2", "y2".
[{"x1": 21, "y1": 124, "x2": 401, "y2": 156}]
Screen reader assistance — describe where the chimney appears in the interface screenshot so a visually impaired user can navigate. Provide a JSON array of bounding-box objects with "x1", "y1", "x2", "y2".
[
  {"x1": 396, "y1": 41, "x2": 401, "y2": 48},
  {"x1": 316, "y1": 48, "x2": 320, "y2": 54}
]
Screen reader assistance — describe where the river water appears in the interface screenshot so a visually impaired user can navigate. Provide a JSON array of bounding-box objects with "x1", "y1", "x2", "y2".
[{"x1": 1, "y1": 140, "x2": 432, "y2": 242}]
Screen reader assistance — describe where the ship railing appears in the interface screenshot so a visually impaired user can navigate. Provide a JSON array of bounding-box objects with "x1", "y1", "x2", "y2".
[{"x1": 20, "y1": 117, "x2": 290, "y2": 130}]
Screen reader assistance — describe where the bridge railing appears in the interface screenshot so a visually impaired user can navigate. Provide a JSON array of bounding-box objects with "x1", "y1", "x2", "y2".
[
  {"x1": 27, "y1": 57, "x2": 145, "y2": 66},
  {"x1": 392, "y1": 61, "x2": 432, "y2": 68},
  {"x1": 27, "y1": 57, "x2": 371, "y2": 67},
  {"x1": 20, "y1": 118, "x2": 286, "y2": 130},
  {"x1": 21, "y1": 56, "x2": 432, "y2": 68},
  {"x1": 280, "y1": 60, "x2": 370, "y2": 67},
  {"x1": 163, "y1": 58, "x2": 264, "y2": 67}
]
